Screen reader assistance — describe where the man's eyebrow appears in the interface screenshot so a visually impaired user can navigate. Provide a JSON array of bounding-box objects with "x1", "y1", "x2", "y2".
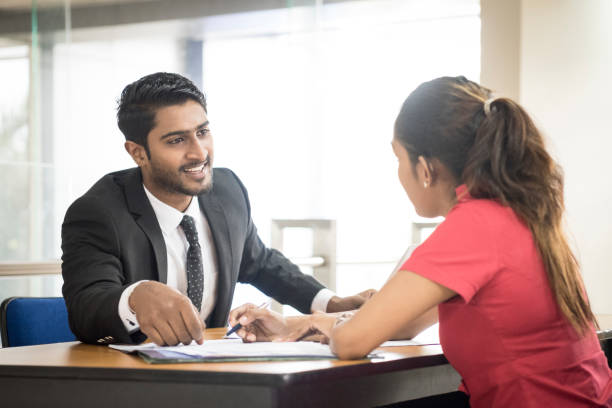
[{"x1": 159, "y1": 121, "x2": 209, "y2": 140}]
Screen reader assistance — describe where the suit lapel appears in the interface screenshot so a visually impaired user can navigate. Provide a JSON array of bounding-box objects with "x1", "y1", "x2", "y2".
[
  {"x1": 198, "y1": 192, "x2": 233, "y2": 327},
  {"x1": 122, "y1": 168, "x2": 168, "y2": 283}
]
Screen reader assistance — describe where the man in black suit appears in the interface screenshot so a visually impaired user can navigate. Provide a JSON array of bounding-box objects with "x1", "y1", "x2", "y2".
[{"x1": 61, "y1": 72, "x2": 371, "y2": 346}]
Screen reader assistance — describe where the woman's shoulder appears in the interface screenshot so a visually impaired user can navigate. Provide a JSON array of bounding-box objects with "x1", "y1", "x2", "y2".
[
  {"x1": 451, "y1": 196, "x2": 518, "y2": 222},
  {"x1": 443, "y1": 197, "x2": 527, "y2": 240}
]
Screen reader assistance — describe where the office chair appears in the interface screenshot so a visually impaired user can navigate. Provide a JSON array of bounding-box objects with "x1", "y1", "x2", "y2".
[
  {"x1": 598, "y1": 330, "x2": 612, "y2": 369},
  {"x1": 0, "y1": 297, "x2": 76, "y2": 347}
]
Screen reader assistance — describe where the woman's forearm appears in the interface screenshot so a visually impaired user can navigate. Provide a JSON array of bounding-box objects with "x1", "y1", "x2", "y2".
[
  {"x1": 327, "y1": 272, "x2": 454, "y2": 359},
  {"x1": 329, "y1": 319, "x2": 369, "y2": 359},
  {"x1": 389, "y1": 307, "x2": 438, "y2": 340}
]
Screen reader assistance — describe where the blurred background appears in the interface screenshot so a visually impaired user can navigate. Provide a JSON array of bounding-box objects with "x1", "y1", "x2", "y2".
[{"x1": 0, "y1": 0, "x2": 611, "y2": 317}]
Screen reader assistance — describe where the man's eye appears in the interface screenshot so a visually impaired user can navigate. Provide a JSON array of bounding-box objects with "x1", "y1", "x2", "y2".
[
  {"x1": 197, "y1": 128, "x2": 210, "y2": 137},
  {"x1": 168, "y1": 137, "x2": 184, "y2": 144}
]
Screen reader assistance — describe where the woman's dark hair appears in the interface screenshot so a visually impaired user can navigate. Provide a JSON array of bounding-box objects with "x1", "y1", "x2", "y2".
[
  {"x1": 117, "y1": 72, "x2": 207, "y2": 157},
  {"x1": 394, "y1": 76, "x2": 596, "y2": 333}
]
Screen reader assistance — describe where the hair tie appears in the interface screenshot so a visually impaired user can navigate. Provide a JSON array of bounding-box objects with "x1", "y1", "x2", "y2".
[{"x1": 483, "y1": 98, "x2": 496, "y2": 116}]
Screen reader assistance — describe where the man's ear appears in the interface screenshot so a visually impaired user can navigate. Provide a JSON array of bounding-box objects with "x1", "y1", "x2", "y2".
[{"x1": 124, "y1": 141, "x2": 148, "y2": 167}]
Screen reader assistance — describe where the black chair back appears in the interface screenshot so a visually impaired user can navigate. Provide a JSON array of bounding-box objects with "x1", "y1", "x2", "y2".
[{"x1": 598, "y1": 330, "x2": 612, "y2": 368}]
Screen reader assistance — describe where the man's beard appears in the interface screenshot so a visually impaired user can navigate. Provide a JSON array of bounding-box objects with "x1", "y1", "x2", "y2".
[{"x1": 149, "y1": 160, "x2": 213, "y2": 196}]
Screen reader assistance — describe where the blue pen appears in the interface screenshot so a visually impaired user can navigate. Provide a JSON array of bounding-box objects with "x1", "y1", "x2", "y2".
[{"x1": 225, "y1": 300, "x2": 271, "y2": 337}]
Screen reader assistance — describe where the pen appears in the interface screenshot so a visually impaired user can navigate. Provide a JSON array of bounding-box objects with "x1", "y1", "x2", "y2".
[{"x1": 225, "y1": 300, "x2": 271, "y2": 337}]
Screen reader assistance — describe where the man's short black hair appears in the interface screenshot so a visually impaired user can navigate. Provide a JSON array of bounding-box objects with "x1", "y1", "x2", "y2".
[{"x1": 117, "y1": 72, "x2": 207, "y2": 157}]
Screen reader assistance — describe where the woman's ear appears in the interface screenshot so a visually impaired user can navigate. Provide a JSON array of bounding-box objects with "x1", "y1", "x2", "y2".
[{"x1": 417, "y1": 156, "x2": 434, "y2": 188}]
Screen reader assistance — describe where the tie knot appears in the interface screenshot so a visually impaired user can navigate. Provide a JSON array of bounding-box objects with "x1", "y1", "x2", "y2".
[{"x1": 180, "y1": 215, "x2": 199, "y2": 246}]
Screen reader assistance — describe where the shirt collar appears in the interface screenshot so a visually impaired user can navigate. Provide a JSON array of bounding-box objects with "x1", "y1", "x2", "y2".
[{"x1": 143, "y1": 185, "x2": 200, "y2": 233}]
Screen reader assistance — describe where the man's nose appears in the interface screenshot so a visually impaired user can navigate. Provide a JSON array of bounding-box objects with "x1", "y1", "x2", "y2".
[{"x1": 186, "y1": 136, "x2": 208, "y2": 161}]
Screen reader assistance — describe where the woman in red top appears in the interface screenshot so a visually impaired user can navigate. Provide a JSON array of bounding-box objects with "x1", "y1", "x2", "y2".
[{"x1": 230, "y1": 76, "x2": 612, "y2": 407}]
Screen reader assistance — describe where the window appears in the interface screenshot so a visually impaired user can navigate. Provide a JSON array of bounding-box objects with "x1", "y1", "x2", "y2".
[
  {"x1": 201, "y1": 1, "x2": 480, "y2": 300},
  {"x1": 0, "y1": 0, "x2": 480, "y2": 304}
]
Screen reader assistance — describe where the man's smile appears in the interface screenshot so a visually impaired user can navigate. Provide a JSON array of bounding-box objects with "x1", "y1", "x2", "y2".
[{"x1": 181, "y1": 159, "x2": 210, "y2": 178}]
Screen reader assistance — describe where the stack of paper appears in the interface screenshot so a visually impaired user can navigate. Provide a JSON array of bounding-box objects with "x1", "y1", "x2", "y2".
[{"x1": 110, "y1": 339, "x2": 353, "y2": 364}]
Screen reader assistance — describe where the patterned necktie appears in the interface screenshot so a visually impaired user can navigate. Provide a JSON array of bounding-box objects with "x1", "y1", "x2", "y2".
[{"x1": 179, "y1": 215, "x2": 204, "y2": 312}]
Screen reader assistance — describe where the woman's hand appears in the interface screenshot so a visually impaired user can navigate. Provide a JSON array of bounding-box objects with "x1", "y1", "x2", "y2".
[
  {"x1": 229, "y1": 303, "x2": 292, "y2": 342},
  {"x1": 229, "y1": 304, "x2": 342, "y2": 343},
  {"x1": 278, "y1": 312, "x2": 339, "y2": 344},
  {"x1": 230, "y1": 303, "x2": 322, "y2": 342}
]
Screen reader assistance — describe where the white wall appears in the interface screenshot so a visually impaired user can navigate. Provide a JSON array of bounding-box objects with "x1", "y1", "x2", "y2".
[
  {"x1": 480, "y1": 0, "x2": 520, "y2": 100},
  {"x1": 519, "y1": 0, "x2": 612, "y2": 313}
]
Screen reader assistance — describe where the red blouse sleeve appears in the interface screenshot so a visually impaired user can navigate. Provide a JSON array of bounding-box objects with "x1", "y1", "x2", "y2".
[{"x1": 401, "y1": 203, "x2": 501, "y2": 304}]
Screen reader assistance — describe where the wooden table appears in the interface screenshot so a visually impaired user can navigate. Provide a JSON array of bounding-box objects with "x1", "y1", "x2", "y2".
[{"x1": 0, "y1": 328, "x2": 460, "y2": 408}]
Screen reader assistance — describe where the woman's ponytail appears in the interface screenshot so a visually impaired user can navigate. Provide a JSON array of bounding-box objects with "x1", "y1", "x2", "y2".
[
  {"x1": 464, "y1": 98, "x2": 561, "y2": 224},
  {"x1": 464, "y1": 97, "x2": 596, "y2": 334}
]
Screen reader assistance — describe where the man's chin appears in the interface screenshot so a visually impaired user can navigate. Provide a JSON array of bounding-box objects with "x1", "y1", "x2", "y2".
[
  {"x1": 181, "y1": 175, "x2": 213, "y2": 196},
  {"x1": 197, "y1": 181, "x2": 213, "y2": 195}
]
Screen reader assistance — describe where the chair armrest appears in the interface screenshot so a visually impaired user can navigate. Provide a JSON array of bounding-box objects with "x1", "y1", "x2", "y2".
[
  {"x1": 597, "y1": 330, "x2": 612, "y2": 341},
  {"x1": 597, "y1": 330, "x2": 612, "y2": 369}
]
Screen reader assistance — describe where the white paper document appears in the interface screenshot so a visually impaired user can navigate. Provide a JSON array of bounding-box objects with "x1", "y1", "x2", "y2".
[{"x1": 110, "y1": 338, "x2": 339, "y2": 361}]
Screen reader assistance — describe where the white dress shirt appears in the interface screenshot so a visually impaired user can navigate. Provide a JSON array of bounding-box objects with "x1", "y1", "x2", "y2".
[{"x1": 118, "y1": 186, "x2": 335, "y2": 333}]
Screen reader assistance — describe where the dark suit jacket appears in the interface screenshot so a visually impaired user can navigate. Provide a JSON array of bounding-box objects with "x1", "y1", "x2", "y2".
[{"x1": 61, "y1": 167, "x2": 325, "y2": 344}]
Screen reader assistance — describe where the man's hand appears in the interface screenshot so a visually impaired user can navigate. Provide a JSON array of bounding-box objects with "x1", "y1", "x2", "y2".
[
  {"x1": 326, "y1": 289, "x2": 376, "y2": 313},
  {"x1": 129, "y1": 281, "x2": 206, "y2": 346}
]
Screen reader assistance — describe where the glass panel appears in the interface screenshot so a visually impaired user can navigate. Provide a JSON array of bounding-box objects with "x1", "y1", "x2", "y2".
[
  {"x1": 203, "y1": 0, "x2": 481, "y2": 283},
  {"x1": 0, "y1": 163, "x2": 34, "y2": 260},
  {"x1": 336, "y1": 262, "x2": 396, "y2": 296},
  {"x1": 0, "y1": 47, "x2": 29, "y2": 163},
  {"x1": 0, "y1": 274, "x2": 63, "y2": 303},
  {"x1": 0, "y1": 163, "x2": 61, "y2": 260},
  {"x1": 0, "y1": 47, "x2": 30, "y2": 260},
  {"x1": 0, "y1": 0, "x2": 480, "y2": 310}
]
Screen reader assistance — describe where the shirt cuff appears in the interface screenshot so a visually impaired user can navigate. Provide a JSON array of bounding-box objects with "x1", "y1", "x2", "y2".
[
  {"x1": 310, "y1": 288, "x2": 336, "y2": 312},
  {"x1": 118, "y1": 280, "x2": 148, "y2": 333}
]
